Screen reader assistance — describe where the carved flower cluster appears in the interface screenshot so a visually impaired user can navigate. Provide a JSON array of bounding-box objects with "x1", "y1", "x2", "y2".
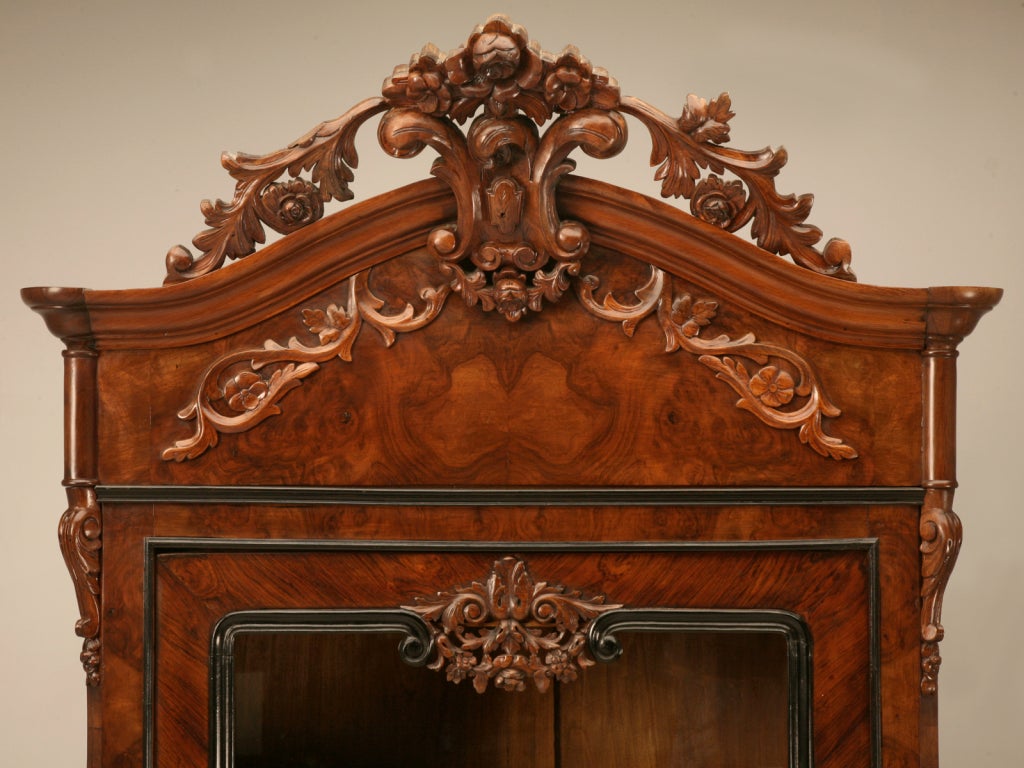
[
  {"x1": 224, "y1": 371, "x2": 268, "y2": 412},
  {"x1": 382, "y1": 15, "x2": 619, "y2": 123},
  {"x1": 407, "y1": 558, "x2": 618, "y2": 693}
]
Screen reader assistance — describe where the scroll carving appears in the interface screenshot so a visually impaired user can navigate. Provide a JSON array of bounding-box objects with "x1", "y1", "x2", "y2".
[
  {"x1": 920, "y1": 490, "x2": 962, "y2": 695},
  {"x1": 162, "y1": 271, "x2": 449, "y2": 461},
  {"x1": 403, "y1": 557, "x2": 621, "y2": 692},
  {"x1": 59, "y1": 485, "x2": 102, "y2": 686},
  {"x1": 166, "y1": 15, "x2": 853, "y2": 285},
  {"x1": 164, "y1": 261, "x2": 856, "y2": 462},
  {"x1": 577, "y1": 266, "x2": 857, "y2": 460}
]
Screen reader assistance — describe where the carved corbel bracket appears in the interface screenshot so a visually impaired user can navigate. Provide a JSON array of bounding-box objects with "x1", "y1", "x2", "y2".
[
  {"x1": 165, "y1": 15, "x2": 854, "y2": 287},
  {"x1": 19, "y1": 290, "x2": 103, "y2": 685},
  {"x1": 60, "y1": 484, "x2": 102, "y2": 686},
  {"x1": 920, "y1": 488, "x2": 960, "y2": 695}
]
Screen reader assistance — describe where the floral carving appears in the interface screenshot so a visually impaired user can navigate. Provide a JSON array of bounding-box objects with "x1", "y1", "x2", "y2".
[
  {"x1": 576, "y1": 265, "x2": 857, "y2": 460},
  {"x1": 224, "y1": 371, "x2": 269, "y2": 412},
  {"x1": 750, "y1": 365, "x2": 796, "y2": 408},
  {"x1": 162, "y1": 270, "x2": 450, "y2": 461},
  {"x1": 491, "y1": 268, "x2": 532, "y2": 322},
  {"x1": 168, "y1": 15, "x2": 851, "y2": 284},
  {"x1": 257, "y1": 178, "x2": 324, "y2": 234},
  {"x1": 544, "y1": 47, "x2": 593, "y2": 111},
  {"x1": 678, "y1": 92, "x2": 734, "y2": 144},
  {"x1": 382, "y1": 45, "x2": 453, "y2": 116},
  {"x1": 692, "y1": 175, "x2": 747, "y2": 230},
  {"x1": 404, "y1": 557, "x2": 621, "y2": 693}
]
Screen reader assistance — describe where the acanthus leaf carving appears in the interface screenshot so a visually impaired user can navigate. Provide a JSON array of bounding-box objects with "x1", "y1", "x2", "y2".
[
  {"x1": 404, "y1": 557, "x2": 622, "y2": 693},
  {"x1": 168, "y1": 15, "x2": 853, "y2": 286},
  {"x1": 165, "y1": 98, "x2": 386, "y2": 283}
]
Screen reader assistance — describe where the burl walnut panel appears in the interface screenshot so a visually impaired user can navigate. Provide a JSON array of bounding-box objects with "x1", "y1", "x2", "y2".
[{"x1": 95, "y1": 249, "x2": 921, "y2": 488}]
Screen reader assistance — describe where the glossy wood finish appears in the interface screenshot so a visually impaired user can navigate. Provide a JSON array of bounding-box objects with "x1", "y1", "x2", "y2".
[{"x1": 22, "y1": 15, "x2": 1000, "y2": 768}]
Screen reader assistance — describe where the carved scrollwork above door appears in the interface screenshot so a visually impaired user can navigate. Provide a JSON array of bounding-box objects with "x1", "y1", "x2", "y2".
[
  {"x1": 165, "y1": 15, "x2": 854, "y2": 287},
  {"x1": 403, "y1": 557, "x2": 621, "y2": 693}
]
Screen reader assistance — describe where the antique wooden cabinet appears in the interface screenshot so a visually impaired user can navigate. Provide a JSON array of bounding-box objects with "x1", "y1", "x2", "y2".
[{"x1": 23, "y1": 16, "x2": 1000, "y2": 768}]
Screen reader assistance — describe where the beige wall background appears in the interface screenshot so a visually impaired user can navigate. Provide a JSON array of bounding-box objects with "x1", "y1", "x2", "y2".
[{"x1": 2, "y1": 1, "x2": 1020, "y2": 764}]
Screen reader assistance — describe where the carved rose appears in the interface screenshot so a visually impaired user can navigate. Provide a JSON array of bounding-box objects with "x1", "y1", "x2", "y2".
[
  {"x1": 447, "y1": 15, "x2": 543, "y2": 119},
  {"x1": 544, "y1": 48, "x2": 593, "y2": 112},
  {"x1": 472, "y1": 31, "x2": 521, "y2": 82},
  {"x1": 749, "y1": 365, "x2": 795, "y2": 407},
  {"x1": 492, "y1": 269, "x2": 530, "y2": 322},
  {"x1": 224, "y1": 371, "x2": 269, "y2": 412},
  {"x1": 691, "y1": 175, "x2": 746, "y2": 230},
  {"x1": 259, "y1": 178, "x2": 323, "y2": 234},
  {"x1": 383, "y1": 46, "x2": 452, "y2": 115}
]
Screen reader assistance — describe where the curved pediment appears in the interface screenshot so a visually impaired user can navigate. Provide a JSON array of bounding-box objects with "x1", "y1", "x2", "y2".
[{"x1": 30, "y1": 172, "x2": 991, "y2": 353}]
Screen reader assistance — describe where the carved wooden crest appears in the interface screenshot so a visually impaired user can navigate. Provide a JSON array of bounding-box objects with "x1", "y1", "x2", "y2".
[
  {"x1": 404, "y1": 557, "x2": 621, "y2": 692},
  {"x1": 166, "y1": 14, "x2": 854, "y2": 297}
]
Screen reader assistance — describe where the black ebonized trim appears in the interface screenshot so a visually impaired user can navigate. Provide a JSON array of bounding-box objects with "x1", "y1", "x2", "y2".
[
  {"x1": 588, "y1": 608, "x2": 812, "y2": 768},
  {"x1": 101, "y1": 484, "x2": 924, "y2": 506},
  {"x1": 142, "y1": 537, "x2": 882, "y2": 768}
]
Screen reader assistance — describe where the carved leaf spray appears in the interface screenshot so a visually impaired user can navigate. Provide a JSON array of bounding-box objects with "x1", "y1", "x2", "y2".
[{"x1": 161, "y1": 15, "x2": 857, "y2": 462}]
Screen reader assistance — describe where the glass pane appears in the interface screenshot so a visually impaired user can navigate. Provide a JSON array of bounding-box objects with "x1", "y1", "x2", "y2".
[
  {"x1": 231, "y1": 632, "x2": 555, "y2": 768},
  {"x1": 559, "y1": 632, "x2": 791, "y2": 768},
  {"x1": 230, "y1": 630, "x2": 790, "y2": 768}
]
